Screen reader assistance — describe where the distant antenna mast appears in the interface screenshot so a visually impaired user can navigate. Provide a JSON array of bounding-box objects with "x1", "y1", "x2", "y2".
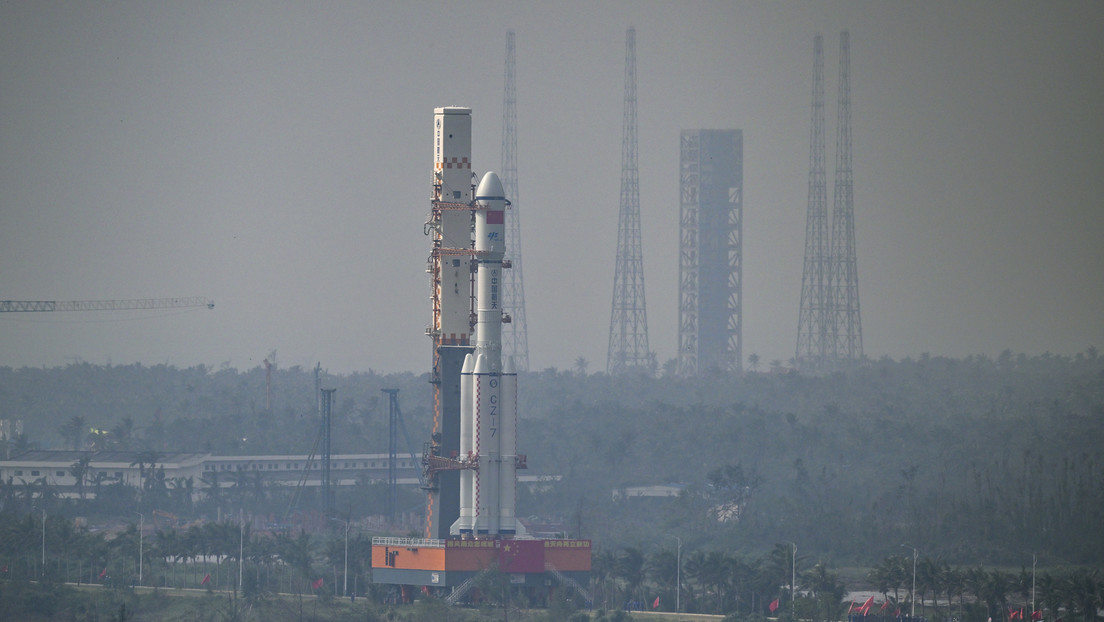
[
  {"x1": 500, "y1": 29, "x2": 530, "y2": 372},
  {"x1": 829, "y1": 30, "x2": 862, "y2": 364},
  {"x1": 796, "y1": 34, "x2": 832, "y2": 371},
  {"x1": 607, "y1": 27, "x2": 651, "y2": 374}
]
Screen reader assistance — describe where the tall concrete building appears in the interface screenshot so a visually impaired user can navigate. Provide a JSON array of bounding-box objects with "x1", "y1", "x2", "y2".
[{"x1": 678, "y1": 130, "x2": 743, "y2": 375}]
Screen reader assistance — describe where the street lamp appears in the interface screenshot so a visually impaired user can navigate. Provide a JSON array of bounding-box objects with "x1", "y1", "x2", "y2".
[
  {"x1": 787, "y1": 542, "x2": 798, "y2": 619},
  {"x1": 330, "y1": 517, "x2": 349, "y2": 597},
  {"x1": 41, "y1": 509, "x2": 46, "y2": 577},
  {"x1": 1031, "y1": 554, "x2": 1037, "y2": 616},
  {"x1": 136, "y1": 512, "x2": 144, "y2": 586},
  {"x1": 239, "y1": 509, "x2": 245, "y2": 594},
  {"x1": 901, "y1": 544, "x2": 917, "y2": 618},
  {"x1": 667, "y1": 535, "x2": 681, "y2": 613}
]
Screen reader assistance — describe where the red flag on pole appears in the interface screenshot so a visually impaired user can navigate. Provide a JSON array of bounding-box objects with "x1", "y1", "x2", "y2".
[
  {"x1": 770, "y1": 599, "x2": 780, "y2": 613},
  {"x1": 653, "y1": 596, "x2": 660, "y2": 609},
  {"x1": 1032, "y1": 612, "x2": 1042, "y2": 621},
  {"x1": 312, "y1": 577, "x2": 324, "y2": 590},
  {"x1": 860, "y1": 596, "x2": 875, "y2": 614},
  {"x1": 201, "y1": 573, "x2": 211, "y2": 585},
  {"x1": 99, "y1": 567, "x2": 107, "y2": 579},
  {"x1": 881, "y1": 600, "x2": 890, "y2": 611},
  {"x1": 849, "y1": 602, "x2": 856, "y2": 614}
]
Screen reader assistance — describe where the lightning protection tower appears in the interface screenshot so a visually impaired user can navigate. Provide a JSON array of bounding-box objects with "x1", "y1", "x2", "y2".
[
  {"x1": 829, "y1": 30, "x2": 862, "y2": 365},
  {"x1": 608, "y1": 27, "x2": 652, "y2": 375},
  {"x1": 500, "y1": 29, "x2": 530, "y2": 372},
  {"x1": 678, "y1": 130, "x2": 743, "y2": 375},
  {"x1": 795, "y1": 34, "x2": 832, "y2": 371}
]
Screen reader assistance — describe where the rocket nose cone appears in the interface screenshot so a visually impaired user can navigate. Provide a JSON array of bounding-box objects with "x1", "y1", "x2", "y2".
[
  {"x1": 461, "y1": 353, "x2": 475, "y2": 373},
  {"x1": 473, "y1": 353, "x2": 490, "y2": 374},
  {"x1": 503, "y1": 356, "x2": 516, "y2": 374},
  {"x1": 475, "y1": 171, "x2": 505, "y2": 201}
]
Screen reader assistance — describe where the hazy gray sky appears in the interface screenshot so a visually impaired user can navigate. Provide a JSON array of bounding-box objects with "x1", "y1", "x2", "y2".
[{"x1": 2, "y1": 1, "x2": 1102, "y2": 374}]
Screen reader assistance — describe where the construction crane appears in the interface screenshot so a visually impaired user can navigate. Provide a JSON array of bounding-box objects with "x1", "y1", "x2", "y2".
[{"x1": 0, "y1": 297, "x2": 214, "y2": 313}]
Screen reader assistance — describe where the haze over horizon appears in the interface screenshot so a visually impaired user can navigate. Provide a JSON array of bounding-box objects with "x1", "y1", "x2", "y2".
[{"x1": 2, "y1": 2, "x2": 1102, "y2": 374}]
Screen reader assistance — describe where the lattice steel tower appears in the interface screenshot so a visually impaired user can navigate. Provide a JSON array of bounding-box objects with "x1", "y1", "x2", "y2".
[
  {"x1": 795, "y1": 34, "x2": 832, "y2": 370},
  {"x1": 678, "y1": 130, "x2": 743, "y2": 375},
  {"x1": 500, "y1": 29, "x2": 530, "y2": 372},
  {"x1": 829, "y1": 30, "x2": 862, "y2": 363},
  {"x1": 797, "y1": 31, "x2": 863, "y2": 370},
  {"x1": 608, "y1": 27, "x2": 652, "y2": 374}
]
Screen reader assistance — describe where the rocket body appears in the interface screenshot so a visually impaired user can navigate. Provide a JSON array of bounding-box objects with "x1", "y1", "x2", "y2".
[{"x1": 449, "y1": 170, "x2": 523, "y2": 538}]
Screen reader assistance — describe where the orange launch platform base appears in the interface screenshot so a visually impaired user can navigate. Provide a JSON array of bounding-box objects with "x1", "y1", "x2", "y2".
[{"x1": 371, "y1": 536, "x2": 590, "y2": 591}]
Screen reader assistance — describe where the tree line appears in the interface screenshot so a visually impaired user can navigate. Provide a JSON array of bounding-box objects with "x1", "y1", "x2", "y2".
[{"x1": 1, "y1": 349, "x2": 1102, "y2": 570}]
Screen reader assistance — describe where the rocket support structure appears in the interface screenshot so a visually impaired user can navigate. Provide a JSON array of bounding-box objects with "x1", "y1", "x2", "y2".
[{"x1": 425, "y1": 107, "x2": 475, "y2": 539}]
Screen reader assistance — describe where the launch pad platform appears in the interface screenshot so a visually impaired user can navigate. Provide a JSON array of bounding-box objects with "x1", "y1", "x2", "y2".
[{"x1": 371, "y1": 536, "x2": 590, "y2": 592}]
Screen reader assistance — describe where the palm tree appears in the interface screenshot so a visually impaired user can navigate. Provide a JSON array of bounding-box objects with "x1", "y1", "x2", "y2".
[
  {"x1": 591, "y1": 549, "x2": 617, "y2": 610},
  {"x1": 645, "y1": 548, "x2": 678, "y2": 610},
  {"x1": 130, "y1": 450, "x2": 161, "y2": 502},
  {"x1": 69, "y1": 453, "x2": 92, "y2": 501},
  {"x1": 1062, "y1": 568, "x2": 1102, "y2": 622},
  {"x1": 683, "y1": 550, "x2": 709, "y2": 613},
  {"x1": 942, "y1": 565, "x2": 966, "y2": 620},
  {"x1": 748, "y1": 353, "x2": 760, "y2": 372},
  {"x1": 276, "y1": 530, "x2": 313, "y2": 594},
  {"x1": 916, "y1": 555, "x2": 946, "y2": 615},
  {"x1": 616, "y1": 547, "x2": 646, "y2": 610},
  {"x1": 869, "y1": 555, "x2": 908, "y2": 604},
  {"x1": 156, "y1": 529, "x2": 182, "y2": 588},
  {"x1": 58, "y1": 415, "x2": 86, "y2": 450},
  {"x1": 574, "y1": 357, "x2": 589, "y2": 376},
  {"x1": 803, "y1": 563, "x2": 846, "y2": 622},
  {"x1": 110, "y1": 417, "x2": 135, "y2": 451}
]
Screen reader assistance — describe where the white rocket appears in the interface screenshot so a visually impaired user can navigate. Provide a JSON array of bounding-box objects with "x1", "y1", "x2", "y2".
[{"x1": 452, "y1": 171, "x2": 525, "y2": 537}]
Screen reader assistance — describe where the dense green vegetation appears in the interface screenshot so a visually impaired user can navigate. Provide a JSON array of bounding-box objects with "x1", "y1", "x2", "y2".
[{"x1": 0, "y1": 350, "x2": 1102, "y2": 619}]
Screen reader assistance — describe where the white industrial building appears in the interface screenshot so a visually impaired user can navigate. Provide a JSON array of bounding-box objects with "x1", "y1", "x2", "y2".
[{"x1": 0, "y1": 450, "x2": 421, "y2": 496}]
